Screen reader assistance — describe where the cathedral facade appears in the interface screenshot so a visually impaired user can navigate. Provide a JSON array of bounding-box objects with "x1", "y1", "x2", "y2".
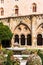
[{"x1": 0, "y1": 0, "x2": 43, "y2": 48}]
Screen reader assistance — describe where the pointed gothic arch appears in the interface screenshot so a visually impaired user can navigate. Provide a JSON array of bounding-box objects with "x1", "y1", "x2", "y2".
[
  {"x1": 14, "y1": 22, "x2": 31, "y2": 45},
  {"x1": 37, "y1": 23, "x2": 43, "y2": 29},
  {"x1": 14, "y1": 22, "x2": 31, "y2": 31}
]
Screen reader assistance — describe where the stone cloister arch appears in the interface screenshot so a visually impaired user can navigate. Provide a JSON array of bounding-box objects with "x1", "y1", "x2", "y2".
[
  {"x1": 36, "y1": 23, "x2": 43, "y2": 46},
  {"x1": 14, "y1": 22, "x2": 31, "y2": 45}
]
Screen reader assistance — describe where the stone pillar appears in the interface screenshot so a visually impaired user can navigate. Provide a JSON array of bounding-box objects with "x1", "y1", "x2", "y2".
[
  {"x1": 11, "y1": 35, "x2": 14, "y2": 47},
  {"x1": 32, "y1": 16, "x2": 37, "y2": 48},
  {"x1": 19, "y1": 35, "x2": 21, "y2": 45},
  {"x1": 42, "y1": 32, "x2": 43, "y2": 38}
]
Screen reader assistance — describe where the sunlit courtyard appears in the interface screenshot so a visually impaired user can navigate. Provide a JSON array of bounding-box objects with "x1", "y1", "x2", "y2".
[
  {"x1": 0, "y1": 0, "x2": 43, "y2": 65},
  {"x1": 0, "y1": 45, "x2": 43, "y2": 65}
]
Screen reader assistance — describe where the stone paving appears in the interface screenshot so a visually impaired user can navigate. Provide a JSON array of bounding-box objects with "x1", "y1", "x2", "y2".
[{"x1": 20, "y1": 60, "x2": 27, "y2": 65}]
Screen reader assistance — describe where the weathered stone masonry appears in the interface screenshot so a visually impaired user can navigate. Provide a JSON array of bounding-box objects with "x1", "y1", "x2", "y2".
[{"x1": 0, "y1": 14, "x2": 43, "y2": 48}]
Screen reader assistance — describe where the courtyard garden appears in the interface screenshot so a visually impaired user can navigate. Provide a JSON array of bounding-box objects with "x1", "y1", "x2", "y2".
[
  {"x1": 0, "y1": 22, "x2": 43, "y2": 65},
  {"x1": 0, "y1": 48, "x2": 43, "y2": 65}
]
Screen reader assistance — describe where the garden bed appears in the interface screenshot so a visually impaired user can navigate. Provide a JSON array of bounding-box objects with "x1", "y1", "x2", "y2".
[{"x1": 0, "y1": 48, "x2": 43, "y2": 65}]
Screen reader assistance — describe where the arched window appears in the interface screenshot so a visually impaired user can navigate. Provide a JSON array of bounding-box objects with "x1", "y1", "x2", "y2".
[
  {"x1": 1, "y1": 0, "x2": 4, "y2": 3},
  {"x1": 21, "y1": 34, "x2": 25, "y2": 45},
  {"x1": 32, "y1": 3, "x2": 37, "y2": 12},
  {"x1": 37, "y1": 34, "x2": 42, "y2": 45},
  {"x1": 14, "y1": 35, "x2": 19, "y2": 43},
  {"x1": 27, "y1": 34, "x2": 31, "y2": 45},
  {"x1": 0, "y1": 8, "x2": 4, "y2": 16},
  {"x1": 15, "y1": 5, "x2": 19, "y2": 15}
]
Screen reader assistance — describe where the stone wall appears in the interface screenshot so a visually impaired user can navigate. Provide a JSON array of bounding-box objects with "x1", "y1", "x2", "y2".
[
  {"x1": 0, "y1": 14, "x2": 43, "y2": 48},
  {"x1": 0, "y1": 0, "x2": 43, "y2": 17}
]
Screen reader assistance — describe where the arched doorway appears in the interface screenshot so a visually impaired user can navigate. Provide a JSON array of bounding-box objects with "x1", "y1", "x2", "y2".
[
  {"x1": 37, "y1": 34, "x2": 42, "y2": 45},
  {"x1": 14, "y1": 35, "x2": 19, "y2": 43},
  {"x1": 21, "y1": 34, "x2": 25, "y2": 45},
  {"x1": 27, "y1": 34, "x2": 31, "y2": 45},
  {"x1": 2, "y1": 40, "x2": 11, "y2": 48}
]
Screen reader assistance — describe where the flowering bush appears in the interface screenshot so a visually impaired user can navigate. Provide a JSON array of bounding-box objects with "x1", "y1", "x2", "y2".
[
  {"x1": 22, "y1": 49, "x2": 31, "y2": 55},
  {"x1": 38, "y1": 50, "x2": 43, "y2": 65},
  {"x1": 0, "y1": 54, "x2": 6, "y2": 65},
  {"x1": 0, "y1": 50, "x2": 20, "y2": 65},
  {"x1": 3, "y1": 50, "x2": 20, "y2": 65},
  {"x1": 13, "y1": 57, "x2": 20, "y2": 65},
  {"x1": 26, "y1": 54, "x2": 42, "y2": 65}
]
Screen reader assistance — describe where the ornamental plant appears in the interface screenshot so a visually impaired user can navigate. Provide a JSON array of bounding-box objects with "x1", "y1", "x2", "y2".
[
  {"x1": 0, "y1": 22, "x2": 13, "y2": 42},
  {"x1": 37, "y1": 50, "x2": 43, "y2": 65},
  {"x1": 0, "y1": 49, "x2": 20, "y2": 65},
  {"x1": 26, "y1": 54, "x2": 42, "y2": 65},
  {"x1": 3, "y1": 50, "x2": 20, "y2": 65},
  {"x1": 0, "y1": 54, "x2": 6, "y2": 65}
]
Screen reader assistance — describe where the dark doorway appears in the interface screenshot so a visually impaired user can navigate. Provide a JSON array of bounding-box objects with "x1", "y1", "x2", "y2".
[
  {"x1": 21, "y1": 34, "x2": 25, "y2": 45},
  {"x1": 27, "y1": 34, "x2": 31, "y2": 45},
  {"x1": 37, "y1": 34, "x2": 42, "y2": 45},
  {"x1": 2, "y1": 40, "x2": 11, "y2": 48},
  {"x1": 15, "y1": 35, "x2": 19, "y2": 43}
]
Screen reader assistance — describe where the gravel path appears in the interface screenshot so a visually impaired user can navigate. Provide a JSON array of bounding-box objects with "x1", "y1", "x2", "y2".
[{"x1": 20, "y1": 60, "x2": 27, "y2": 65}]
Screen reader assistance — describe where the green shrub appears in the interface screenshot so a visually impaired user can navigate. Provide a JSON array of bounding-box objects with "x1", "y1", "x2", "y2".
[
  {"x1": 37, "y1": 50, "x2": 43, "y2": 65},
  {"x1": 13, "y1": 58, "x2": 20, "y2": 65},
  {"x1": 22, "y1": 49, "x2": 31, "y2": 55},
  {"x1": 3, "y1": 50, "x2": 20, "y2": 65},
  {"x1": 0, "y1": 50, "x2": 20, "y2": 65},
  {"x1": 0, "y1": 54, "x2": 6, "y2": 65},
  {"x1": 26, "y1": 54, "x2": 42, "y2": 65}
]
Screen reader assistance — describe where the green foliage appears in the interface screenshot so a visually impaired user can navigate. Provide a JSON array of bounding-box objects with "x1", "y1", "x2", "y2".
[
  {"x1": 0, "y1": 22, "x2": 3, "y2": 26},
  {"x1": 0, "y1": 22, "x2": 13, "y2": 41},
  {"x1": 22, "y1": 56, "x2": 28, "y2": 60},
  {"x1": 4, "y1": 52, "x2": 13, "y2": 65},
  {"x1": 22, "y1": 49, "x2": 38, "y2": 55},
  {"x1": 13, "y1": 59, "x2": 20, "y2": 65},
  {"x1": 0, "y1": 54, "x2": 7, "y2": 65},
  {"x1": 37, "y1": 50, "x2": 43, "y2": 65},
  {"x1": 3, "y1": 50, "x2": 20, "y2": 65},
  {"x1": 26, "y1": 54, "x2": 42, "y2": 65}
]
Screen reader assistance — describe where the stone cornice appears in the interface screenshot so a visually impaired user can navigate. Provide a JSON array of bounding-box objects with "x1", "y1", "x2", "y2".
[{"x1": 0, "y1": 14, "x2": 43, "y2": 19}]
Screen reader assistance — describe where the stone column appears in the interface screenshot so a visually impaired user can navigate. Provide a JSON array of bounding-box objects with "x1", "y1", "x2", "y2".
[
  {"x1": 32, "y1": 16, "x2": 37, "y2": 48},
  {"x1": 19, "y1": 35, "x2": 21, "y2": 45},
  {"x1": 42, "y1": 32, "x2": 43, "y2": 38},
  {"x1": 11, "y1": 35, "x2": 14, "y2": 47}
]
